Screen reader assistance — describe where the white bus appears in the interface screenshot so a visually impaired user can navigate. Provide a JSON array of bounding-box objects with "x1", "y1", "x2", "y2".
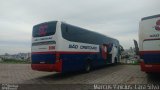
[
  {"x1": 31, "y1": 21, "x2": 121, "y2": 73},
  {"x1": 139, "y1": 14, "x2": 160, "y2": 73}
]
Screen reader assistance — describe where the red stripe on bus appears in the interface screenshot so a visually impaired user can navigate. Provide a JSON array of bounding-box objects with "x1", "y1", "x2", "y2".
[
  {"x1": 32, "y1": 51, "x2": 56, "y2": 54},
  {"x1": 140, "y1": 61, "x2": 160, "y2": 72},
  {"x1": 139, "y1": 51, "x2": 160, "y2": 55},
  {"x1": 32, "y1": 51, "x2": 98, "y2": 55},
  {"x1": 58, "y1": 51, "x2": 97, "y2": 54},
  {"x1": 144, "y1": 38, "x2": 160, "y2": 41},
  {"x1": 31, "y1": 62, "x2": 62, "y2": 72}
]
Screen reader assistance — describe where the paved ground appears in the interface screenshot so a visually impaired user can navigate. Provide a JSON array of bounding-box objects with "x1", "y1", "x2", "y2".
[{"x1": 0, "y1": 64, "x2": 160, "y2": 85}]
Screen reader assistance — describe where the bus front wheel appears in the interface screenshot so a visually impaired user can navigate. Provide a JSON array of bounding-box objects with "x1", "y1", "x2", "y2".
[{"x1": 114, "y1": 57, "x2": 118, "y2": 64}]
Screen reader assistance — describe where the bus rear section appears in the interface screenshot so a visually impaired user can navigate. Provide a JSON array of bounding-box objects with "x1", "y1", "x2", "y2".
[
  {"x1": 31, "y1": 21, "x2": 62, "y2": 72},
  {"x1": 139, "y1": 14, "x2": 160, "y2": 73}
]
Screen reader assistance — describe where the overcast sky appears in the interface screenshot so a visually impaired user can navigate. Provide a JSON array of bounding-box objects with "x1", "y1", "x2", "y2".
[{"x1": 0, "y1": 0, "x2": 160, "y2": 54}]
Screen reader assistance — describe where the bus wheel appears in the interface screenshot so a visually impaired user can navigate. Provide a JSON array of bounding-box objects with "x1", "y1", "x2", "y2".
[
  {"x1": 85, "y1": 62, "x2": 91, "y2": 73},
  {"x1": 114, "y1": 57, "x2": 117, "y2": 64}
]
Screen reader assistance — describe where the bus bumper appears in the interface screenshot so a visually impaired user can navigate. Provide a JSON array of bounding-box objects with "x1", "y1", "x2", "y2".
[
  {"x1": 31, "y1": 62, "x2": 62, "y2": 72},
  {"x1": 140, "y1": 61, "x2": 160, "y2": 72}
]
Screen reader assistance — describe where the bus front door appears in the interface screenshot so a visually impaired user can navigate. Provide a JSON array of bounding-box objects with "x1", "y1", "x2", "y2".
[{"x1": 101, "y1": 44, "x2": 108, "y2": 64}]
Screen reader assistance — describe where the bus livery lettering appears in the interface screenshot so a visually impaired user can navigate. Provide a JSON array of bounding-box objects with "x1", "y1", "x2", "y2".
[
  {"x1": 155, "y1": 20, "x2": 160, "y2": 31},
  {"x1": 69, "y1": 44, "x2": 78, "y2": 49},
  {"x1": 80, "y1": 45, "x2": 97, "y2": 50}
]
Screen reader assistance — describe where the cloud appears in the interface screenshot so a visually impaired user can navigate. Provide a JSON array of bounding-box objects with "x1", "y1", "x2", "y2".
[{"x1": 0, "y1": 0, "x2": 160, "y2": 54}]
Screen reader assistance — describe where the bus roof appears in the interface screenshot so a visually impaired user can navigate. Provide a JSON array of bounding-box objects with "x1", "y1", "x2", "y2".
[
  {"x1": 141, "y1": 14, "x2": 160, "y2": 21},
  {"x1": 61, "y1": 21, "x2": 118, "y2": 42}
]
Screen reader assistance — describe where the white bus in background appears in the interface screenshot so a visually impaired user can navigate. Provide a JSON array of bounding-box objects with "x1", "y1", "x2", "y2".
[{"x1": 139, "y1": 14, "x2": 160, "y2": 73}]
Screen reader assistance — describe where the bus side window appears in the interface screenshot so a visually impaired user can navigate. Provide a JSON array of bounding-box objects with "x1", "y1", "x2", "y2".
[{"x1": 65, "y1": 26, "x2": 68, "y2": 33}]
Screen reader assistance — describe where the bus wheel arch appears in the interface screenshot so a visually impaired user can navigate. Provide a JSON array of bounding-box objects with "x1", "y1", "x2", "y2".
[{"x1": 84, "y1": 59, "x2": 92, "y2": 72}]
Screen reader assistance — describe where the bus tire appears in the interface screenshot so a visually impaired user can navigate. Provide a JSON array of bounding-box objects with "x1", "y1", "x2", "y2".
[
  {"x1": 114, "y1": 57, "x2": 117, "y2": 64},
  {"x1": 85, "y1": 61, "x2": 91, "y2": 73}
]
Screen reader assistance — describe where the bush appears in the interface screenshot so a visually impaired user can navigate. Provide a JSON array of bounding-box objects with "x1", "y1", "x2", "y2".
[
  {"x1": 0, "y1": 59, "x2": 30, "y2": 64},
  {"x1": 131, "y1": 60, "x2": 140, "y2": 65}
]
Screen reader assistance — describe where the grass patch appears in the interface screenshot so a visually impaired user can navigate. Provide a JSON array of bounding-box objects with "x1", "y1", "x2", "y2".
[
  {"x1": 131, "y1": 61, "x2": 140, "y2": 65},
  {"x1": 0, "y1": 59, "x2": 30, "y2": 64},
  {"x1": 119, "y1": 61, "x2": 140, "y2": 65}
]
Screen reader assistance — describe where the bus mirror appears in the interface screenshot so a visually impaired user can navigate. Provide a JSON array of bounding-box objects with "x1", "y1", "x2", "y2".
[
  {"x1": 119, "y1": 45, "x2": 124, "y2": 52},
  {"x1": 133, "y1": 39, "x2": 139, "y2": 55}
]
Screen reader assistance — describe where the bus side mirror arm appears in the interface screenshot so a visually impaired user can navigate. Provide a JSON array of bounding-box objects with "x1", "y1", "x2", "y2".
[{"x1": 133, "y1": 39, "x2": 139, "y2": 55}]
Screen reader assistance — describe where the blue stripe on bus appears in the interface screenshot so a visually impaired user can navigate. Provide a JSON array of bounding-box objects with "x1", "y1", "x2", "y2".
[
  {"x1": 142, "y1": 53, "x2": 160, "y2": 63},
  {"x1": 31, "y1": 52, "x2": 112, "y2": 72},
  {"x1": 60, "y1": 53, "x2": 107, "y2": 72},
  {"x1": 32, "y1": 54, "x2": 56, "y2": 64}
]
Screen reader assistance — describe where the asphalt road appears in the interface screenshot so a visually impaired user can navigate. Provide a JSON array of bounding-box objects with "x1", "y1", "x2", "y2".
[{"x1": 0, "y1": 64, "x2": 160, "y2": 90}]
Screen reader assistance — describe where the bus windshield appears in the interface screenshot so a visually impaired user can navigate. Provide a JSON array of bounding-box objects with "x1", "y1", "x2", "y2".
[{"x1": 32, "y1": 21, "x2": 57, "y2": 37}]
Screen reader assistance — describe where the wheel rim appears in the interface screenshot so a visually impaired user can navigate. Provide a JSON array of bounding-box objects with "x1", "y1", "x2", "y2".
[{"x1": 86, "y1": 64, "x2": 90, "y2": 71}]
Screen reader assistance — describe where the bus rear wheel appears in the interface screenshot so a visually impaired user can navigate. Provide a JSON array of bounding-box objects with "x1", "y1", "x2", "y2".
[{"x1": 85, "y1": 62, "x2": 91, "y2": 73}]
